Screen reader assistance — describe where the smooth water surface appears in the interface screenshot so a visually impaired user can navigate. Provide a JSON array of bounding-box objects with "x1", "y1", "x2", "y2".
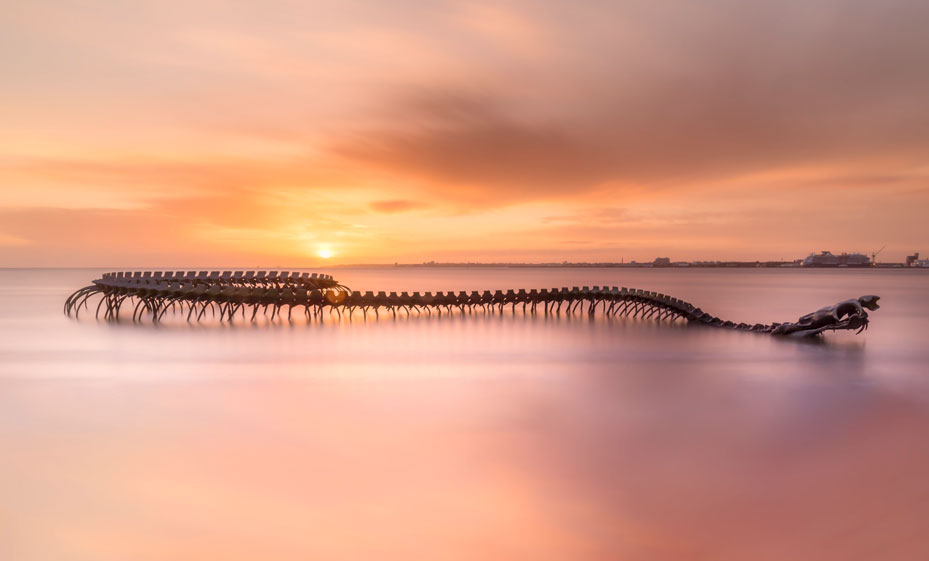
[{"x1": 2, "y1": 268, "x2": 928, "y2": 560}]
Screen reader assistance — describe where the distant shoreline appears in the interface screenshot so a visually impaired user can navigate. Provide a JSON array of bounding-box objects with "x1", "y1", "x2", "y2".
[
  {"x1": 4, "y1": 263, "x2": 923, "y2": 270},
  {"x1": 341, "y1": 262, "x2": 908, "y2": 269}
]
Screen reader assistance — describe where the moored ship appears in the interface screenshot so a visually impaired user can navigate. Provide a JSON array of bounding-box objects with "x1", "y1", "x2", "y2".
[{"x1": 801, "y1": 251, "x2": 872, "y2": 267}]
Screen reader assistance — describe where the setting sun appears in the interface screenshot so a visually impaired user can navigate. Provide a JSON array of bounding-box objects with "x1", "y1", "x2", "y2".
[{"x1": 318, "y1": 247, "x2": 334, "y2": 259}]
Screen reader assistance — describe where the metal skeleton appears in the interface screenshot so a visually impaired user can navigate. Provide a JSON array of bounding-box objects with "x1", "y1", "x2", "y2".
[{"x1": 64, "y1": 270, "x2": 880, "y2": 337}]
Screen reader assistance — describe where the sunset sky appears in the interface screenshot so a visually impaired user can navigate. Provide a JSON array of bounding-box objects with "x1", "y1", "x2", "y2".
[{"x1": 2, "y1": 0, "x2": 927, "y2": 266}]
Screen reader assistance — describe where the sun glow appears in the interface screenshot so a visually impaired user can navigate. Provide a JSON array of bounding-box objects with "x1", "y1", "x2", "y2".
[{"x1": 317, "y1": 247, "x2": 334, "y2": 259}]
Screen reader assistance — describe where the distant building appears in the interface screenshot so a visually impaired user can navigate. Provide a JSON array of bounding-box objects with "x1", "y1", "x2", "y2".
[
  {"x1": 906, "y1": 253, "x2": 919, "y2": 267},
  {"x1": 653, "y1": 257, "x2": 672, "y2": 267}
]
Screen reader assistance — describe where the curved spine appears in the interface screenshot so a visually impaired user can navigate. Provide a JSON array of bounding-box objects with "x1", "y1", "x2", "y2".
[{"x1": 62, "y1": 270, "x2": 876, "y2": 337}]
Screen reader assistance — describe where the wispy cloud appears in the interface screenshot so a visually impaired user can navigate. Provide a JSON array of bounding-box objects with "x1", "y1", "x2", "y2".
[{"x1": 370, "y1": 200, "x2": 430, "y2": 213}]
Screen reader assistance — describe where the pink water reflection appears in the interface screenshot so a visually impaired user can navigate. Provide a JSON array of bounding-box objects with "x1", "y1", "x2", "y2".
[{"x1": 2, "y1": 268, "x2": 929, "y2": 560}]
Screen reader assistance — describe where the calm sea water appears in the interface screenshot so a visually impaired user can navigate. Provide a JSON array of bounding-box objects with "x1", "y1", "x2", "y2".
[{"x1": 2, "y1": 268, "x2": 928, "y2": 560}]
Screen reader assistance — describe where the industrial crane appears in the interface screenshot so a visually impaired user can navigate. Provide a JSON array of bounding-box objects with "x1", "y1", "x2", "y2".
[{"x1": 871, "y1": 244, "x2": 886, "y2": 265}]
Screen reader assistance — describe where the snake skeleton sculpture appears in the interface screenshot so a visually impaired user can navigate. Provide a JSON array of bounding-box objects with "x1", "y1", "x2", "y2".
[{"x1": 64, "y1": 270, "x2": 880, "y2": 338}]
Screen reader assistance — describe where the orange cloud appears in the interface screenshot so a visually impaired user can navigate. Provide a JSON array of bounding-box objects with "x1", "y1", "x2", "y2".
[{"x1": 369, "y1": 200, "x2": 430, "y2": 213}]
